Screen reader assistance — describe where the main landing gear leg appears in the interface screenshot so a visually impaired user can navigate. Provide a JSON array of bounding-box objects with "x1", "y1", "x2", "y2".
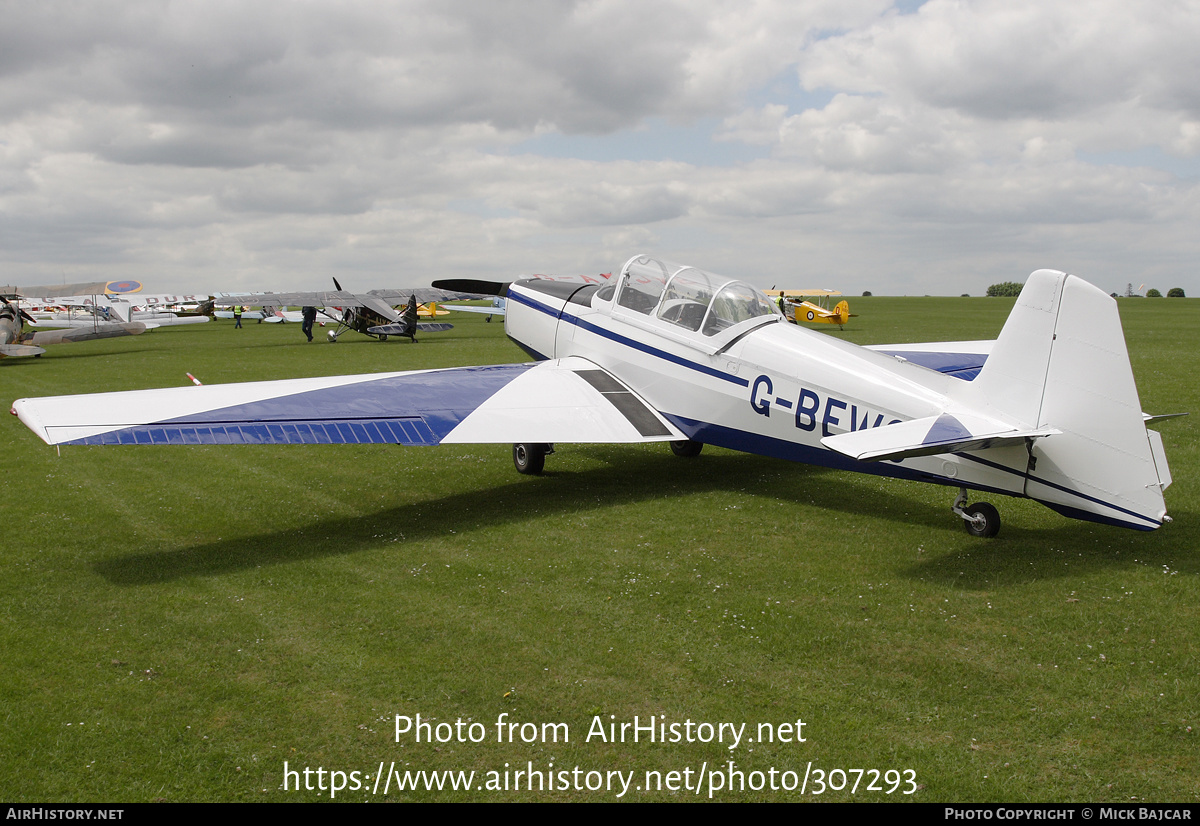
[
  {"x1": 513, "y1": 443, "x2": 553, "y2": 475},
  {"x1": 669, "y1": 440, "x2": 703, "y2": 458},
  {"x1": 952, "y1": 487, "x2": 1001, "y2": 538}
]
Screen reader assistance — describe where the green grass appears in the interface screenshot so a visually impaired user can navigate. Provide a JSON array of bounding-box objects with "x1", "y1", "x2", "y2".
[{"x1": 1, "y1": 299, "x2": 1197, "y2": 802}]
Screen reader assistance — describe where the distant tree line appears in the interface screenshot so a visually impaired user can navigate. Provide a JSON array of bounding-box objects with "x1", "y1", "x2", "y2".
[
  {"x1": 991, "y1": 282, "x2": 1186, "y2": 298},
  {"x1": 1124, "y1": 286, "x2": 1186, "y2": 298},
  {"x1": 986, "y1": 282, "x2": 1023, "y2": 297}
]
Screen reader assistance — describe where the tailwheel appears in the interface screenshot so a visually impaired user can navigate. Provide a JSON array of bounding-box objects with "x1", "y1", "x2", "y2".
[
  {"x1": 513, "y1": 443, "x2": 552, "y2": 475},
  {"x1": 669, "y1": 439, "x2": 703, "y2": 458},
  {"x1": 952, "y1": 488, "x2": 1000, "y2": 538}
]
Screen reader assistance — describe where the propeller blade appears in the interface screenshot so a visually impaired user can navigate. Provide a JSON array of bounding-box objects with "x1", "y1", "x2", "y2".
[{"x1": 431, "y1": 278, "x2": 510, "y2": 297}]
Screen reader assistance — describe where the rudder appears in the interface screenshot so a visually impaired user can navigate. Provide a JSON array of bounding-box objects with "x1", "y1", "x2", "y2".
[{"x1": 967, "y1": 270, "x2": 1168, "y2": 529}]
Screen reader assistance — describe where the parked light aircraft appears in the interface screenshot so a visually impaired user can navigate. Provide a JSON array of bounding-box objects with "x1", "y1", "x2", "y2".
[
  {"x1": 214, "y1": 306, "x2": 290, "y2": 323},
  {"x1": 41, "y1": 296, "x2": 211, "y2": 329},
  {"x1": 213, "y1": 280, "x2": 472, "y2": 342},
  {"x1": 765, "y1": 289, "x2": 856, "y2": 328},
  {"x1": 11, "y1": 256, "x2": 1175, "y2": 537},
  {"x1": 1, "y1": 283, "x2": 146, "y2": 359}
]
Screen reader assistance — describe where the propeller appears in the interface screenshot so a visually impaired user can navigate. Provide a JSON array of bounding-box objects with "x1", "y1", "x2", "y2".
[{"x1": 431, "y1": 278, "x2": 510, "y2": 297}]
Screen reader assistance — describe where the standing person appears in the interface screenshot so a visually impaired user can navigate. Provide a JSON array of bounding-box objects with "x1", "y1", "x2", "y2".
[
  {"x1": 301, "y1": 305, "x2": 317, "y2": 342},
  {"x1": 401, "y1": 294, "x2": 419, "y2": 343},
  {"x1": 233, "y1": 305, "x2": 243, "y2": 328}
]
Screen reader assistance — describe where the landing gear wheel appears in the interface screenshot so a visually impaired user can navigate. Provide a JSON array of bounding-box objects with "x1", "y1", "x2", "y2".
[
  {"x1": 962, "y1": 502, "x2": 1001, "y2": 538},
  {"x1": 379, "y1": 334, "x2": 388, "y2": 341},
  {"x1": 513, "y1": 443, "x2": 549, "y2": 475},
  {"x1": 670, "y1": 439, "x2": 703, "y2": 458}
]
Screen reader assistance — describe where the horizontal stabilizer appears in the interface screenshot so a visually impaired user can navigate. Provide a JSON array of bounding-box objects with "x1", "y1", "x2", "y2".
[
  {"x1": 27, "y1": 322, "x2": 146, "y2": 345},
  {"x1": 367, "y1": 323, "x2": 454, "y2": 335},
  {"x1": 822, "y1": 412, "x2": 1058, "y2": 462},
  {"x1": 0, "y1": 343, "x2": 47, "y2": 358}
]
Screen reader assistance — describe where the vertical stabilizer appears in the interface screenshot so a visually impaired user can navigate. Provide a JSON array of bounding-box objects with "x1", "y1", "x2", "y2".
[
  {"x1": 1027, "y1": 275, "x2": 1166, "y2": 528},
  {"x1": 964, "y1": 269, "x2": 1064, "y2": 428},
  {"x1": 967, "y1": 271, "x2": 1167, "y2": 529},
  {"x1": 101, "y1": 297, "x2": 131, "y2": 323}
]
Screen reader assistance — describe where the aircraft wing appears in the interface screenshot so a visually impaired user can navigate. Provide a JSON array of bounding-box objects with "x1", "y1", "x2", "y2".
[
  {"x1": 24, "y1": 321, "x2": 147, "y2": 346},
  {"x1": 367, "y1": 288, "x2": 488, "y2": 303},
  {"x1": 867, "y1": 340, "x2": 994, "y2": 381},
  {"x1": 433, "y1": 274, "x2": 613, "y2": 297},
  {"x1": 765, "y1": 289, "x2": 841, "y2": 298},
  {"x1": 213, "y1": 290, "x2": 360, "y2": 309},
  {"x1": 13, "y1": 357, "x2": 685, "y2": 447},
  {"x1": 213, "y1": 287, "x2": 482, "y2": 309},
  {"x1": 822, "y1": 412, "x2": 1058, "y2": 462},
  {"x1": 4, "y1": 282, "x2": 111, "y2": 299}
]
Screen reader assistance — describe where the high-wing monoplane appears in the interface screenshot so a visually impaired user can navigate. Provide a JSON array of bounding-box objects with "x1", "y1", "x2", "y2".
[
  {"x1": 1, "y1": 283, "x2": 147, "y2": 359},
  {"x1": 12, "y1": 256, "x2": 1174, "y2": 537},
  {"x1": 213, "y1": 279, "x2": 473, "y2": 342}
]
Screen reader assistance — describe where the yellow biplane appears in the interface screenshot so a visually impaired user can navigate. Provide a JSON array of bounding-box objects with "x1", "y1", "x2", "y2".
[{"x1": 764, "y1": 289, "x2": 856, "y2": 329}]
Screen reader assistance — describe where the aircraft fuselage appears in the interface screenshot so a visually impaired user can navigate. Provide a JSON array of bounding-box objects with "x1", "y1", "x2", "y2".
[{"x1": 501, "y1": 255, "x2": 1168, "y2": 531}]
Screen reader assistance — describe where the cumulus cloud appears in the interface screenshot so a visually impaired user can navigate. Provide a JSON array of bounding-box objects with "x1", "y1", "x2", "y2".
[{"x1": 0, "y1": 0, "x2": 1196, "y2": 295}]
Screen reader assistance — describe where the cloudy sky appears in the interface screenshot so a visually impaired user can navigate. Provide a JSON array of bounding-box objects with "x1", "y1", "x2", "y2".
[{"x1": 2, "y1": 0, "x2": 1198, "y2": 296}]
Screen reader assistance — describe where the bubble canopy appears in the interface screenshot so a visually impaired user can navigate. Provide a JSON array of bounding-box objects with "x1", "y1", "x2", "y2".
[{"x1": 604, "y1": 255, "x2": 779, "y2": 337}]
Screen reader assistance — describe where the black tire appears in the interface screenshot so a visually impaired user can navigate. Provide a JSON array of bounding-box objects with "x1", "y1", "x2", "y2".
[
  {"x1": 379, "y1": 334, "x2": 388, "y2": 341},
  {"x1": 963, "y1": 502, "x2": 1001, "y2": 538},
  {"x1": 513, "y1": 443, "x2": 548, "y2": 475},
  {"x1": 670, "y1": 439, "x2": 703, "y2": 458}
]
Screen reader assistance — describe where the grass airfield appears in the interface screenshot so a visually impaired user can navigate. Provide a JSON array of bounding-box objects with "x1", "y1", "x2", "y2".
[{"x1": 1, "y1": 297, "x2": 1196, "y2": 802}]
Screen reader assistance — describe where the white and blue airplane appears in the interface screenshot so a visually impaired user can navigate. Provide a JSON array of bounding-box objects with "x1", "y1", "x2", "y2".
[{"x1": 11, "y1": 255, "x2": 1174, "y2": 537}]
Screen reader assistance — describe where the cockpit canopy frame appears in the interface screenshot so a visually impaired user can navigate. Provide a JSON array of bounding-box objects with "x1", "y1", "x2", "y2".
[{"x1": 597, "y1": 255, "x2": 781, "y2": 350}]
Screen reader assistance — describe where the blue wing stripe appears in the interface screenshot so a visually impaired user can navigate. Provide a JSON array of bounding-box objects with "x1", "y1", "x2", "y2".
[
  {"x1": 76, "y1": 417, "x2": 442, "y2": 446},
  {"x1": 875, "y1": 350, "x2": 988, "y2": 381},
  {"x1": 61, "y1": 363, "x2": 537, "y2": 446}
]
